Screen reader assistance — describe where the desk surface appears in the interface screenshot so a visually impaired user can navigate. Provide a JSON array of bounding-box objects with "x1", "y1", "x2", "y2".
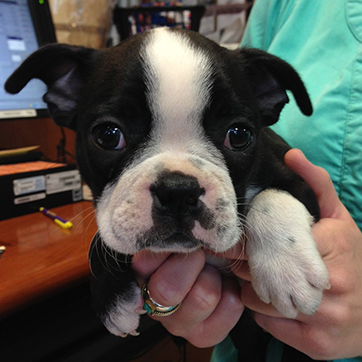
[{"x1": 0, "y1": 201, "x2": 97, "y2": 317}]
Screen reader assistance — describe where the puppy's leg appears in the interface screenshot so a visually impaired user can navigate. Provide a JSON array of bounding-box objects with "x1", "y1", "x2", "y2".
[
  {"x1": 89, "y1": 233, "x2": 145, "y2": 336},
  {"x1": 246, "y1": 189, "x2": 330, "y2": 318}
]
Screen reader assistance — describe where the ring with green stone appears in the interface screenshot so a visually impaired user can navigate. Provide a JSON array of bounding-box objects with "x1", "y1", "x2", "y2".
[{"x1": 141, "y1": 282, "x2": 181, "y2": 317}]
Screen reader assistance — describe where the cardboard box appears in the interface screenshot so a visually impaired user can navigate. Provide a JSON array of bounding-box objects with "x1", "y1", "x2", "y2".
[
  {"x1": 0, "y1": 161, "x2": 82, "y2": 220},
  {"x1": 49, "y1": 0, "x2": 115, "y2": 48}
]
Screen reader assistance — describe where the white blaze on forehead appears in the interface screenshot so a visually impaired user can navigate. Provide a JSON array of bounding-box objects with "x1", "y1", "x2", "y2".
[{"x1": 143, "y1": 28, "x2": 213, "y2": 147}]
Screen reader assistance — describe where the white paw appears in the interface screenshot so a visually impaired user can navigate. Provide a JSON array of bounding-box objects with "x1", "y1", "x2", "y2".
[
  {"x1": 246, "y1": 189, "x2": 330, "y2": 318},
  {"x1": 102, "y1": 284, "x2": 146, "y2": 337}
]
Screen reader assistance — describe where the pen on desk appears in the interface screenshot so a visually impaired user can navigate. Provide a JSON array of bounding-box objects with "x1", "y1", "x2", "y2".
[
  {"x1": 0, "y1": 246, "x2": 6, "y2": 258},
  {"x1": 39, "y1": 207, "x2": 73, "y2": 229}
]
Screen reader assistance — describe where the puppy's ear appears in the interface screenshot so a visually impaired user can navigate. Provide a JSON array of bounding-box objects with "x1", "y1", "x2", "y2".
[
  {"x1": 5, "y1": 44, "x2": 97, "y2": 130},
  {"x1": 240, "y1": 48, "x2": 313, "y2": 126}
]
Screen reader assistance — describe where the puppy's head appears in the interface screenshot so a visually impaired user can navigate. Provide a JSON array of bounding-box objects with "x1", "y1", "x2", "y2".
[{"x1": 5, "y1": 28, "x2": 312, "y2": 254}]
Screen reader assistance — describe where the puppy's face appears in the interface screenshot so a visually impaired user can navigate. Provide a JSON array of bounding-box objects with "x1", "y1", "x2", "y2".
[
  {"x1": 5, "y1": 28, "x2": 312, "y2": 255},
  {"x1": 81, "y1": 29, "x2": 255, "y2": 254}
]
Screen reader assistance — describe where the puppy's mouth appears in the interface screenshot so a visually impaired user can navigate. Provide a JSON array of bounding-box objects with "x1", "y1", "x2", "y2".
[{"x1": 136, "y1": 227, "x2": 207, "y2": 252}]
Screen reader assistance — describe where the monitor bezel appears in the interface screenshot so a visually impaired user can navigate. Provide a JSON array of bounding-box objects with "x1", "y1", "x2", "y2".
[{"x1": 1, "y1": 0, "x2": 57, "y2": 121}]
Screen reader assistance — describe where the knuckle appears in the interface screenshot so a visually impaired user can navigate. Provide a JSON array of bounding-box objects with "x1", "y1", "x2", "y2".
[
  {"x1": 187, "y1": 326, "x2": 226, "y2": 348},
  {"x1": 334, "y1": 233, "x2": 353, "y2": 254},
  {"x1": 227, "y1": 291, "x2": 245, "y2": 312},
  {"x1": 191, "y1": 283, "x2": 221, "y2": 311},
  {"x1": 319, "y1": 168, "x2": 331, "y2": 183},
  {"x1": 329, "y1": 267, "x2": 353, "y2": 294},
  {"x1": 165, "y1": 322, "x2": 185, "y2": 337},
  {"x1": 301, "y1": 329, "x2": 333, "y2": 360},
  {"x1": 328, "y1": 305, "x2": 351, "y2": 331},
  {"x1": 187, "y1": 336, "x2": 213, "y2": 349},
  {"x1": 307, "y1": 341, "x2": 331, "y2": 360},
  {"x1": 153, "y1": 279, "x2": 183, "y2": 306},
  {"x1": 299, "y1": 312, "x2": 349, "y2": 360}
]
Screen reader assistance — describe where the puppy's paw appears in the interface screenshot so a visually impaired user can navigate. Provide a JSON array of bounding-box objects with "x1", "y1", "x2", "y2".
[
  {"x1": 246, "y1": 189, "x2": 330, "y2": 318},
  {"x1": 249, "y1": 242, "x2": 329, "y2": 318},
  {"x1": 101, "y1": 284, "x2": 146, "y2": 337}
]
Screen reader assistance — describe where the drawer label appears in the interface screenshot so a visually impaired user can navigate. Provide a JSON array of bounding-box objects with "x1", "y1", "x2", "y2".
[
  {"x1": 13, "y1": 176, "x2": 46, "y2": 196},
  {"x1": 46, "y1": 170, "x2": 81, "y2": 195},
  {"x1": 14, "y1": 192, "x2": 46, "y2": 205}
]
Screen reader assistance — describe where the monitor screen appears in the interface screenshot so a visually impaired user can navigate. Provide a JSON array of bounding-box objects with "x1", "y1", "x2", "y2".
[{"x1": 0, "y1": 0, "x2": 56, "y2": 121}]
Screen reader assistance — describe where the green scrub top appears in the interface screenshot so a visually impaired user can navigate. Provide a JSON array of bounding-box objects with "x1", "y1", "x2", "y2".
[{"x1": 211, "y1": 0, "x2": 362, "y2": 361}]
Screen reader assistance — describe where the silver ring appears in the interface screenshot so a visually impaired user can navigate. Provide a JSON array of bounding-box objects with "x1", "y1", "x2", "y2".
[{"x1": 142, "y1": 282, "x2": 181, "y2": 317}]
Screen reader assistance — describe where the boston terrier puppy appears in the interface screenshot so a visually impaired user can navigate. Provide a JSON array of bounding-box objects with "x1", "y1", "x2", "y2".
[{"x1": 5, "y1": 28, "x2": 329, "y2": 361}]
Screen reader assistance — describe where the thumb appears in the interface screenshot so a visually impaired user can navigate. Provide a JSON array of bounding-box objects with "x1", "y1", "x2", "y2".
[
  {"x1": 132, "y1": 250, "x2": 172, "y2": 282},
  {"x1": 284, "y1": 149, "x2": 350, "y2": 221}
]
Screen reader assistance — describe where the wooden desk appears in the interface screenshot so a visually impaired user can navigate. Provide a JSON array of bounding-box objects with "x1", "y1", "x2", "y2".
[
  {"x1": 0, "y1": 201, "x2": 213, "y2": 362},
  {"x1": 0, "y1": 201, "x2": 97, "y2": 317}
]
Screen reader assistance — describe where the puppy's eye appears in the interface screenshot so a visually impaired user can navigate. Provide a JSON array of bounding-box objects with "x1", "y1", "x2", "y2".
[
  {"x1": 92, "y1": 123, "x2": 126, "y2": 150},
  {"x1": 224, "y1": 126, "x2": 253, "y2": 150}
]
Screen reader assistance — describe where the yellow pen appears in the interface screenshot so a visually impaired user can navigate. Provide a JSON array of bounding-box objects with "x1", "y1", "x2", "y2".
[{"x1": 39, "y1": 207, "x2": 73, "y2": 229}]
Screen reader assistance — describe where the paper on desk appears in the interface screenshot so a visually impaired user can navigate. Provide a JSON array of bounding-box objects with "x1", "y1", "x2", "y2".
[{"x1": 0, "y1": 146, "x2": 40, "y2": 158}]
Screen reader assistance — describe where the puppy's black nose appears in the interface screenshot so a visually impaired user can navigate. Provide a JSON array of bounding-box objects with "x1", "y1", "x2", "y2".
[{"x1": 151, "y1": 172, "x2": 204, "y2": 217}]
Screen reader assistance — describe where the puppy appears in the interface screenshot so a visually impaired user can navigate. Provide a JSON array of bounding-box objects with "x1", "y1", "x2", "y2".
[{"x1": 6, "y1": 28, "x2": 330, "y2": 360}]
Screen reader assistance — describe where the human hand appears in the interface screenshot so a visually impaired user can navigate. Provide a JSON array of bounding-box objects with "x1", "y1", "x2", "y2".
[
  {"x1": 236, "y1": 149, "x2": 362, "y2": 360},
  {"x1": 132, "y1": 247, "x2": 245, "y2": 348}
]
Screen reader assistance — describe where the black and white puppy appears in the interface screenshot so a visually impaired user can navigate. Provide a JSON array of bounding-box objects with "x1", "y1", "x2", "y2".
[{"x1": 6, "y1": 27, "x2": 329, "y2": 351}]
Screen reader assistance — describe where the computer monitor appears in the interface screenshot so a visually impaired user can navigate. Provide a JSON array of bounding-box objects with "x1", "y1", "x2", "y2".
[{"x1": 0, "y1": 0, "x2": 56, "y2": 121}]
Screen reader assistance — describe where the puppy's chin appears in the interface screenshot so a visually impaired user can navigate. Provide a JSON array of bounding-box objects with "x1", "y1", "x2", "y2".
[{"x1": 137, "y1": 231, "x2": 205, "y2": 253}]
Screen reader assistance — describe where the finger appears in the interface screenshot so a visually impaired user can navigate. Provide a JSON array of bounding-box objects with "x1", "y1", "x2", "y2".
[
  {"x1": 241, "y1": 281, "x2": 284, "y2": 318},
  {"x1": 284, "y1": 149, "x2": 350, "y2": 220},
  {"x1": 147, "y1": 250, "x2": 206, "y2": 307},
  {"x1": 205, "y1": 241, "x2": 247, "y2": 260},
  {"x1": 310, "y1": 218, "x2": 339, "y2": 258},
  {"x1": 197, "y1": 276, "x2": 244, "y2": 345},
  {"x1": 158, "y1": 264, "x2": 222, "y2": 335},
  {"x1": 161, "y1": 270, "x2": 244, "y2": 348},
  {"x1": 132, "y1": 250, "x2": 172, "y2": 282},
  {"x1": 253, "y1": 313, "x2": 306, "y2": 351},
  {"x1": 253, "y1": 312, "x2": 329, "y2": 359},
  {"x1": 221, "y1": 242, "x2": 247, "y2": 260},
  {"x1": 311, "y1": 216, "x2": 359, "y2": 263},
  {"x1": 231, "y1": 260, "x2": 251, "y2": 281}
]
